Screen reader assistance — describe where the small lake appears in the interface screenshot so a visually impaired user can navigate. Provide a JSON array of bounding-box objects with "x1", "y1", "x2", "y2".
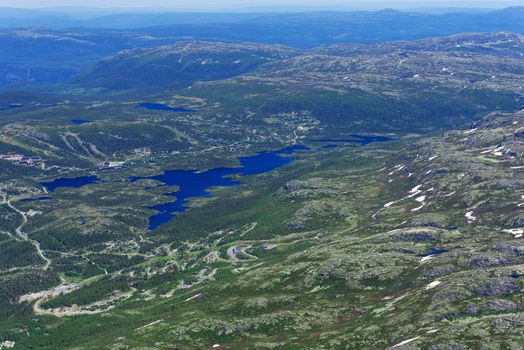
[
  {"x1": 41, "y1": 176, "x2": 100, "y2": 192},
  {"x1": 71, "y1": 119, "x2": 92, "y2": 125},
  {"x1": 21, "y1": 196, "x2": 52, "y2": 202},
  {"x1": 130, "y1": 145, "x2": 307, "y2": 230},
  {"x1": 0, "y1": 104, "x2": 22, "y2": 111},
  {"x1": 418, "y1": 247, "x2": 449, "y2": 257},
  {"x1": 313, "y1": 135, "x2": 393, "y2": 146},
  {"x1": 138, "y1": 103, "x2": 197, "y2": 113}
]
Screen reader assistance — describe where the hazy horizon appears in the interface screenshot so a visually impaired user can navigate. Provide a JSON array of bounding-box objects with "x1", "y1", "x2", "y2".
[{"x1": 1, "y1": 0, "x2": 523, "y2": 11}]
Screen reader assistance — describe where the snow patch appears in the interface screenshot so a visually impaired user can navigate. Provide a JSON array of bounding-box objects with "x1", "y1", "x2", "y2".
[
  {"x1": 426, "y1": 280, "x2": 441, "y2": 290},
  {"x1": 410, "y1": 185, "x2": 423, "y2": 194},
  {"x1": 390, "y1": 337, "x2": 420, "y2": 349},
  {"x1": 503, "y1": 228, "x2": 523, "y2": 239},
  {"x1": 465, "y1": 211, "x2": 476, "y2": 223},
  {"x1": 420, "y1": 255, "x2": 434, "y2": 263}
]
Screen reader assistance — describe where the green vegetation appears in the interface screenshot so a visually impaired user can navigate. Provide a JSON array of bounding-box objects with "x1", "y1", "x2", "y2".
[{"x1": 0, "y1": 32, "x2": 523, "y2": 349}]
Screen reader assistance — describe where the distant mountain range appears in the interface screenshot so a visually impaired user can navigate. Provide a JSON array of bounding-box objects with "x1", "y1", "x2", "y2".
[
  {"x1": 0, "y1": 6, "x2": 522, "y2": 35},
  {"x1": 1, "y1": 7, "x2": 524, "y2": 88}
]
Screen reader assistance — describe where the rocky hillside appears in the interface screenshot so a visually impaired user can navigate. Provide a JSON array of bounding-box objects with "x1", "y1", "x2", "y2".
[
  {"x1": 250, "y1": 32, "x2": 524, "y2": 94},
  {"x1": 77, "y1": 41, "x2": 301, "y2": 90},
  {"x1": 3, "y1": 101, "x2": 523, "y2": 348},
  {"x1": 2, "y1": 26, "x2": 524, "y2": 349},
  {"x1": 178, "y1": 32, "x2": 524, "y2": 134},
  {"x1": 110, "y1": 110, "x2": 523, "y2": 349},
  {"x1": 316, "y1": 32, "x2": 524, "y2": 58}
]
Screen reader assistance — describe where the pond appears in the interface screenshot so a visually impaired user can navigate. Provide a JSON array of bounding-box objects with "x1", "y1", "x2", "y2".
[
  {"x1": 138, "y1": 103, "x2": 197, "y2": 113},
  {"x1": 0, "y1": 104, "x2": 22, "y2": 111},
  {"x1": 41, "y1": 176, "x2": 100, "y2": 192},
  {"x1": 71, "y1": 119, "x2": 92, "y2": 125},
  {"x1": 312, "y1": 134, "x2": 394, "y2": 146},
  {"x1": 20, "y1": 196, "x2": 52, "y2": 202}
]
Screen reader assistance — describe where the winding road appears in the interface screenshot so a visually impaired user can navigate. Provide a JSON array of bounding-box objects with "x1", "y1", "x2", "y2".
[{"x1": 2, "y1": 192, "x2": 51, "y2": 270}]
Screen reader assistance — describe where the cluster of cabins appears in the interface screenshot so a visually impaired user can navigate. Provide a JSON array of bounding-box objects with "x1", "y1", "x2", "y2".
[{"x1": 0, "y1": 154, "x2": 43, "y2": 167}]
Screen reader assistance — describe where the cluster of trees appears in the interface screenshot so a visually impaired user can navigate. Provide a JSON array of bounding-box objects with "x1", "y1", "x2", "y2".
[
  {"x1": 0, "y1": 270, "x2": 60, "y2": 319},
  {"x1": 42, "y1": 275, "x2": 130, "y2": 309},
  {"x1": 88, "y1": 254, "x2": 145, "y2": 274},
  {"x1": 34, "y1": 229, "x2": 117, "y2": 251},
  {"x1": 258, "y1": 87, "x2": 523, "y2": 134},
  {"x1": 192, "y1": 79, "x2": 523, "y2": 135},
  {"x1": 0, "y1": 240, "x2": 43, "y2": 270},
  {"x1": 75, "y1": 123, "x2": 189, "y2": 154}
]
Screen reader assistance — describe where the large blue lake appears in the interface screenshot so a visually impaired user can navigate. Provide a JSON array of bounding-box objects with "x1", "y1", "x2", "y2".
[
  {"x1": 39, "y1": 134, "x2": 392, "y2": 230},
  {"x1": 130, "y1": 145, "x2": 307, "y2": 229}
]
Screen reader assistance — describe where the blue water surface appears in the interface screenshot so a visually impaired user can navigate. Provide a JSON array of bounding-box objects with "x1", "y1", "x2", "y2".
[
  {"x1": 0, "y1": 104, "x2": 22, "y2": 111},
  {"x1": 313, "y1": 134, "x2": 393, "y2": 145},
  {"x1": 418, "y1": 247, "x2": 449, "y2": 257},
  {"x1": 130, "y1": 145, "x2": 307, "y2": 229},
  {"x1": 41, "y1": 176, "x2": 100, "y2": 192},
  {"x1": 38, "y1": 134, "x2": 390, "y2": 230},
  {"x1": 71, "y1": 119, "x2": 92, "y2": 125},
  {"x1": 20, "y1": 196, "x2": 52, "y2": 202},
  {"x1": 138, "y1": 103, "x2": 197, "y2": 113}
]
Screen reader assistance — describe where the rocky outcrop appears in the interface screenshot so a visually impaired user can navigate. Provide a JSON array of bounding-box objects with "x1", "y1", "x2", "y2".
[{"x1": 475, "y1": 277, "x2": 521, "y2": 296}]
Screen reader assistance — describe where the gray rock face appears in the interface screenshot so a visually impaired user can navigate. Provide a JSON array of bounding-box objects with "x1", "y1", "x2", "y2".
[
  {"x1": 434, "y1": 311, "x2": 459, "y2": 321},
  {"x1": 430, "y1": 343, "x2": 465, "y2": 350},
  {"x1": 495, "y1": 243, "x2": 524, "y2": 257},
  {"x1": 465, "y1": 299, "x2": 517, "y2": 314},
  {"x1": 490, "y1": 315, "x2": 524, "y2": 330},
  {"x1": 470, "y1": 256, "x2": 515, "y2": 267},
  {"x1": 501, "y1": 180, "x2": 524, "y2": 190},
  {"x1": 410, "y1": 214, "x2": 447, "y2": 228},
  {"x1": 485, "y1": 299, "x2": 518, "y2": 312},
  {"x1": 459, "y1": 194, "x2": 475, "y2": 207},
  {"x1": 282, "y1": 180, "x2": 302, "y2": 192},
  {"x1": 510, "y1": 214, "x2": 524, "y2": 227},
  {"x1": 433, "y1": 291, "x2": 466, "y2": 302},
  {"x1": 422, "y1": 265, "x2": 456, "y2": 280},
  {"x1": 475, "y1": 277, "x2": 521, "y2": 296},
  {"x1": 464, "y1": 304, "x2": 481, "y2": 314},
  {"x1": 393, "y1": 231, "x2": 439, "y2": 242},
  {"x1": 315, "y1": 259, "x2": 345, "y2": 281}
]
